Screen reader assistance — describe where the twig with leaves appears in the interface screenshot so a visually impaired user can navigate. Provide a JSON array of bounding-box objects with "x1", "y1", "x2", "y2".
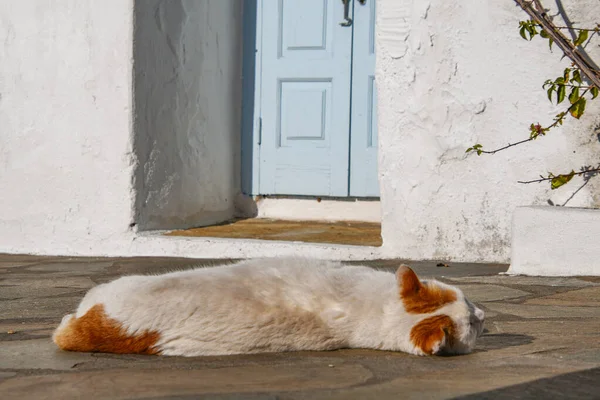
[
  {"x1": 466, "y1": 0, "x2": 600, "y2": 189},
  {"x1": 518, "y1": 165, "x2": 600, "y2": 189}
]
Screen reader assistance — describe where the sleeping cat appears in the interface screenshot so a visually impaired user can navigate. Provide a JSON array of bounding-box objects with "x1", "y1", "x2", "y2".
[{"x1": 53, "y1": 258, "x2": 485, "y2": 356}]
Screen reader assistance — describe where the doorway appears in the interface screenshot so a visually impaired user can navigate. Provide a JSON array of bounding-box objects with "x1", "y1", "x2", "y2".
[{"x1": 242, "y1": 0, "x2": 378, "y2": 198}]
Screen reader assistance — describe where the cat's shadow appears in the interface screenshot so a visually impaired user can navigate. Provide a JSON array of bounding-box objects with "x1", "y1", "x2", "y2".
[{"x1": 471, "y1": 330, "x2": 534, "y2": 353}]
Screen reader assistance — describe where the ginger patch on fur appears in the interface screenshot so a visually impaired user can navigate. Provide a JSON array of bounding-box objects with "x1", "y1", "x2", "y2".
[
  {"x1": 410, "y1": 314, "x2": 456, "y2": 355},
  {"x1": 397, "y1": 265, "x2": 457, "y2": 314},
  {"x1": 53, "y1": 304, "x2": 160, "y2": 355}
]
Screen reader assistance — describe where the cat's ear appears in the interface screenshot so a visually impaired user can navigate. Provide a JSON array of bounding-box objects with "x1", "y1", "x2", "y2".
[
  {"x1": 397, "y1": 265, "x2": 458, "y2": 314},
  {"x1": 410, "y1": 315, "x2": 455, "y2": 355},
  {"x1": 395, "y1": 264, "x2": 422, "y2": 296}
]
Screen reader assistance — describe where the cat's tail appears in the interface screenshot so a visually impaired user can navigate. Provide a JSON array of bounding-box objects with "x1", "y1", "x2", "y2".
[
  {"x1": 52, "y1": 305, "x2": 161, "y2": 355},
  {"x1": 52, "y1": 313, "x2": 78, "y2": 350}
]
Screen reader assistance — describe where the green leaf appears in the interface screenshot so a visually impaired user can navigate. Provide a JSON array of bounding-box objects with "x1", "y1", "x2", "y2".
[
  {"x1": 547, "y1": 86, "x2": 555, "y2": 102},
  {"x1": 573, "y1": 29, "x2": 589, "y2": 46},
  {"x1": 526, "y1": 24, "x2": 538, "y2": 40},
  {"x1": 571, "y1": 70, "x2": 582, "y2": 84},
  {"x1": 555, "y1": 77, "x2": 565, "y2": 85},
  {"x1": 569, "y1": 87, "x2": 580, "y2": 104},
  {"x1": 570, "y1": 97, "x2": 586, "y2": 119},
  {"x1": 548, "y1": 37, "x2": 554, "y2": 50},
  {"x1": 519, "y1": 26, "x2": 528, "y2": 40},
  {"x1": 551, "y1": 171, "x2": 575, "y2": 190},
  {"x1": 557, "y1": 85, "x2": 566, "y2": 104},
  {"x1": 466, "y1": 144, "x2": 483, "y2": 154},
  {"x1": 591, "y1": 86, "x2": 599, "y2": 99},
  {"x1": 563, "y1": 68, "x2": 571, "y2": 82},
  {"x1": 540, "y1": 29, "x2": 549, "y2": 38}
]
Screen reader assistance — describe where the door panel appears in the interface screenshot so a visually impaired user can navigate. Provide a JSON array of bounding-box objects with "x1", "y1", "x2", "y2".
[
  {"x1": 259, "y1": 0, "x2": 353, "y2": 196},
  {"x1": 279, "y1": 80, "x2": 331, "y2": 147},
  {"x1": 349, "y1": 0, "x2": 379, "y2": 197},
  {"x1": 280, "y1": 0, "x2": 330, "y2": 57}
]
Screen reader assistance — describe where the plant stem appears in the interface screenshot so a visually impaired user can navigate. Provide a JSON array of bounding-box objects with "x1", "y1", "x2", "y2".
[
  {"x1": 549, "y1": 83, "x2": 595, "y2": 89},
  {"x1": 480, "y1": 138, "x2": 535, "y2": 154},
  {"x1": 481, "y1": 88, "x2": 589, "y2": 154},
  {"x1": 553, "y1": 26, "x2": 599, "y2": 32},
  {"x1": 518, "y1": 167, "x2": 600, "y2": 184},
  {"x1": 515, "y1": 0, "x2": 600, "y2": 89}
]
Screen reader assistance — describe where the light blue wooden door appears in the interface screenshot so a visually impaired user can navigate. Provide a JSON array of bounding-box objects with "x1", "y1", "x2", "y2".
[
  {"x1": 251, "y1": 0, "x2": 378, "y2": 197},
  {"x1": 258, "y1": 0, "x2": 353, "y2": 196},
  {"x1": 349, "y1": 0, "x2": 379, "y2": 196}
]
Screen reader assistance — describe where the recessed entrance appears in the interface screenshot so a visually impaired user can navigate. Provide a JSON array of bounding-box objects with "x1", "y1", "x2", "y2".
[
  {"x1": 167, "y1": 218, "x2": 382, "y2": 246},
  {"x1": 241, "y1": 0, "x2": 379, "y2": 198}
]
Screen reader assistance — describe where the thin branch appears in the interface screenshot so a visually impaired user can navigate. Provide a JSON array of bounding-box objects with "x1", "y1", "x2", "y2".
[
  {"x1": 553, "y1": 26, "x2": 599, "y2": 32},
  {"x1": 561, "y1": 179, "x2": 590, "y2": 206},
  {"x1": 481, "y1": 88, "x2": 590, "y2": 154},
  {"x1": 551, "y1": 83, "x2": 595, "y2": 89},
  {"x1": 515, "y1": 0, "x2": 600, "y2": 89},
  {"x1": 480, "y1": 138, "x2": 535, "y2": 154},
  {"x1": 517, "y1": 167, "x2": 600, "y2": 184},
  {"x1": 546, "y1": 88, "x2": 590, "y2": 130}
]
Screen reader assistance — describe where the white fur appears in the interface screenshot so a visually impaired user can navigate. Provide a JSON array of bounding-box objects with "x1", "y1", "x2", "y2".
[{"x1": 56, "y1": 258, "x2": 484, "y2": 356}]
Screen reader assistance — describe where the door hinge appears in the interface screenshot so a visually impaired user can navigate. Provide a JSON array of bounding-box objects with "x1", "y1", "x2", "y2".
[{"x1": 258, "y1": 117, "x2": 262, "y2": 145}]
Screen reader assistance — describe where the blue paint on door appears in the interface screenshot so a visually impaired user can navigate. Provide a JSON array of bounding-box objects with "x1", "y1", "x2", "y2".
[
  {"x1": 349, "y1": 0, "x2": 379, "y2": 197},
  {"x1": 243, "y1": 0, "x2": 378, "y2": 198}
]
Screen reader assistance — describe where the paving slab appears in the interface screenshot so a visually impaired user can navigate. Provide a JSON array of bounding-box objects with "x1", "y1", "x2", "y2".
[
  {"x1": 0, "y1": 363, "x2": 374, "y2": 400},
  {"x1": 2, "y1": 296, "x2": 82, "y2": 319},
  {"x1": 0, "y1": 254, "x2": 599, "y2": 399},
  {"x1": 525, "y1": 286, "x2": 600, "y2": 306},
  {"x1": 454, "y1": 284, "x2": 531, "y2": 302},
  {"x1": 453, "y1": 367, "x2": 600, "y2": 400},
  {"x1": 0, "y1": 339, "x2": 91, "y2": 370},
  {"x1": 445, "y1": 275, "x2": 598, "y2": 287},
  {"x1": 482, "y1": 303, "x2": 600, "y2": 319},
  {"x1": 296, "y1": 365, "x2": 582, "y2": 400}
]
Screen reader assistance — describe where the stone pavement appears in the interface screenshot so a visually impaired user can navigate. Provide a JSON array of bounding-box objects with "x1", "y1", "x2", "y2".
[{"x1": 0, "y1": 254, "x2": 599, "y2": 400}]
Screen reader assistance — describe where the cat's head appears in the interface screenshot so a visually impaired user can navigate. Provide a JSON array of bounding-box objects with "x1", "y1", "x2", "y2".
[{"x1": 396, "y1": 265, "x2": 485, "y2": 356}]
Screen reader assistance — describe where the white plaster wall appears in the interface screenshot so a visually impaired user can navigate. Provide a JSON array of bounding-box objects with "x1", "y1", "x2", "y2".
[
  {"x1": 508, "y1": 207, "x2": 600, "y2": 276},
  {"x1": 3, "y1": 0, "x2": 600, "y2": 266},
  {"x1": 133, "y1": 0, "x2": 243, "y2": 230},
  {"x1": 0, "y1": 0, "x2": 136, "y2": 252},
  {"x1": 376, "y1": 0, "x2": 600, "y2": 263},
  {"x1": 252, "y1": 198, "x2": 381, "y2": 223}
]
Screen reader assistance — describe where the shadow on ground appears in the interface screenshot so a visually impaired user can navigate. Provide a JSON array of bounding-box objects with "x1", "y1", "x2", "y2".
[
  {"x1": 475, "y1": 333, "x2": 535, "y2": 351},
  {"x1": 453, "y1": 367, "x2": 600, "y2": 400}
]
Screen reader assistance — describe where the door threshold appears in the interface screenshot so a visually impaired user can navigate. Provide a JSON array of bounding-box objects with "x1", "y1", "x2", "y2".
[
  {"x1": 166, "y1": 218, "x2": 382, "y2": 247},
  {"x1": 236, "y1": 195, "x2": 381, "y2": 223}
]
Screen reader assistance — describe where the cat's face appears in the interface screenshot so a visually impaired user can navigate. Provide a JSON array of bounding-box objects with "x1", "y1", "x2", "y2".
[{"x1": 396, "y1": 265, "x2": 485, "y2": 356}]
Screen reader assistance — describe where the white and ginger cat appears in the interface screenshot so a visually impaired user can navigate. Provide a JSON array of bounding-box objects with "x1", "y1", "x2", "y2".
[{"x1": 53, "y1": 258, "x2": 485, "y2": 357}]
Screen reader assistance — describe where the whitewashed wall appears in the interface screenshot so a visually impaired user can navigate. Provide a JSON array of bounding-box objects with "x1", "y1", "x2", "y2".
[
  {"x1": 376, "y1": 0, "x2": 600, "y2": 262},
  {"x1": 0, "y1": 0, "x2": 244, "y2": 255},
  {"x1": 1, "y1": 0, "x2": 599, "y2": 264},
  {"x1": 0, "y1": 1, "x2": 136, "y2": 252}
]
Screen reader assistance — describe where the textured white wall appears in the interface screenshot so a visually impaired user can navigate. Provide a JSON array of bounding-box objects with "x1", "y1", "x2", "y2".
[
  {"x1": 0, "y1": 1, "x2": 136, "y2": 251},
  {"x1": 133, "y1": 0, "x2": 243, "y2": 230},
  {"x1": 376, "y1": 0, "x2": 600, "y2": 263},
  {"x1": 508, "y1": 207, "x2": 600, "y2": 276},
  {"x1": 2, "y1": 0, "x2": 599, "y2": 265}
]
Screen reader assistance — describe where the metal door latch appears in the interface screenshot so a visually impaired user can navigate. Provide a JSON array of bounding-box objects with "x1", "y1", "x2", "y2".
[{"x1": 340, "y1": 0, "x2": 352, "y2": 26}]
